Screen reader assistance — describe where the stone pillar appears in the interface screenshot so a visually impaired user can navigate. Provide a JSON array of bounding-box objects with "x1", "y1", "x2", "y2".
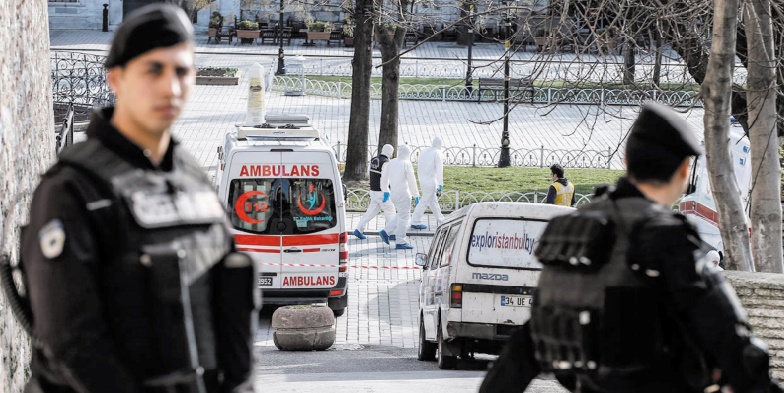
[
  {"x1": 0, "y1": 0, "x2": 54, "y2": 391},
  {"x1": 724, "y1": 271, "x2": 784, "y2": 380}
]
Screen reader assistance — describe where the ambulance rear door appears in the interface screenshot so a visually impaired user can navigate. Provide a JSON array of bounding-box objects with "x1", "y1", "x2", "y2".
[
  {"x1": 277, "y1": 151, "x2": 342, "y2": 291},
  {"x1": 226, "y1": 151, "x2": 283, "y2": 290}
]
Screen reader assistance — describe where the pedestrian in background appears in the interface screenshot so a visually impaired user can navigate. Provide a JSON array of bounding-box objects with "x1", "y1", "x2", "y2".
[
  {"x1": 19, "y1": 5, "x2": 258, "y2": 392},
  {"x1": 410, "y1": 136, "x2": 446, "y2": 229},
  {"x1": 545, "y1": 163, "x2": 575, "y2": 206},
  {"x1": 379, "y1": 144, "x2": 419, "y2": 250},
  {"x1": 353, "y1": 144, "x2": 397, "y2": 240},
  {"x1": 480, "y1": 102, "x2": 781, "y2": 393}
]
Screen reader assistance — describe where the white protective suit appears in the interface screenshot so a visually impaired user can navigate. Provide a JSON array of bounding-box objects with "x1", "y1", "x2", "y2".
[
  {"x1": 355, "y1": 144, "x2": 397, "y2": 233},
  {"x1": 411, "y1": 136, "x2": 446, "y2": 225},
  {"x1": 380, "y1": 144, "x2": 420, "y2": 245}
]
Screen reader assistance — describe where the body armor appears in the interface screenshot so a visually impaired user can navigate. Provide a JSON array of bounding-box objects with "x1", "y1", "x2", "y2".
[
  {"x1": 56, "y1": 138, "x2": 233, "y2": 390},
  {"x1": 531, "y1": 197, "x2": 701, "y2": 393},
  {"x1": 369, "y1": 155, "x2": 390, "y2": 191}
]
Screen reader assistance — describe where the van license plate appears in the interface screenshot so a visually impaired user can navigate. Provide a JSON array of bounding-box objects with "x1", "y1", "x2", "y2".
[
  {"x1": 499, "y1": 295, "x2": 533, "y2": 307},
  {"x1": 258, "y1": 277, "x2": 273, "y2": 286}
]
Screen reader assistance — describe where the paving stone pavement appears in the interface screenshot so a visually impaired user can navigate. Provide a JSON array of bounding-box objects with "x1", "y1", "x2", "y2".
[{"x1": 52, "y1": 29, "x2": 707, "y2": 350}]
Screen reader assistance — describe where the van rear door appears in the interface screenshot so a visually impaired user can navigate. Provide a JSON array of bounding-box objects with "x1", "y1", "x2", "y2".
[
  {"x1": 277, "y1": 151, "x2": 341, "y2": 290},
  {"x1": 227, "y1": 152, "x2": 283, "y2": 289},
  {"x1": 461, "y1": 218, "x2": 548, "y2": 325}
]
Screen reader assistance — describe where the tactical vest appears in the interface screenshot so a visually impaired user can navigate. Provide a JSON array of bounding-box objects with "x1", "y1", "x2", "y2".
[
  {"x1": 531, "y1": 197, "x2": 691, "y2": 392},
  {"x1": 369, "y1": 154, "x2": 389, "y2": 191},
  {"x1": 552, "y1": 181, "x2": 575, "y2": 206},
  {"x1": 56, "y1": 138, "x2": 233, "y2": 387}
]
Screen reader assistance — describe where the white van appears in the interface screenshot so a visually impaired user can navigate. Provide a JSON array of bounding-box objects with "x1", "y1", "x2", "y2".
[
  {"x1": 680, "y1": 124, "x2": 752, "y2": 255},
  {"x1": 215, "y1": 119, "x2": 349, "y2": 316},
  {"x1": 415, "y1": 202, "x2": 574, "y2": 369}
]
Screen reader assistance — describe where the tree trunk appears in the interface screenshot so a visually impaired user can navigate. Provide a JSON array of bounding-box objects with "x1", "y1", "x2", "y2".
[
  {"x1": 744, "y1": 0, "x2": 783, "y2": 272},
  {"x1": 622, "y1": 41, "x2": 635, "y2": 85},
  {"x1": 701, "y1": 0, "x2": 754, "y2": 271},
  {"x1": 343, "y1": 0, "x2": 374, "y2": 181},
  {"x1": 377, "y1": 27, "x2": 405, "y2": 155}
]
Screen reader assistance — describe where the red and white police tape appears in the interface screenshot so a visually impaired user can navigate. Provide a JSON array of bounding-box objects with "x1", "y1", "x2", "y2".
[{"x1": 257, "y1": 262, "x2": 420, "y2": 270}]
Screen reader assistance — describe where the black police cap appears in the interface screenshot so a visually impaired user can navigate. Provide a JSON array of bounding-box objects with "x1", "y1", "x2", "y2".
[
  {"x1": 104, "y1": 4, "x2": 193, "y2": 69},
  {"x1": 628, "y1": 102, "x2": 702, "y2": 159}
]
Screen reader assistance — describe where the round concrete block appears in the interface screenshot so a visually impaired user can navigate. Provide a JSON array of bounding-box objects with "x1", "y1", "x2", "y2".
[{"x1": 272, "y1": 305, "x2": 336, "y2": 351}]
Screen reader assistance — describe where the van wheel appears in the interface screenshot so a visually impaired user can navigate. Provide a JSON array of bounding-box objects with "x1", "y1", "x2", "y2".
[
  {"x1": 417, "y1": 318, "x2": 436, "y2": 361},
  {"x1": 436, "y1": 325, "x2": 457, "y2": 369}
]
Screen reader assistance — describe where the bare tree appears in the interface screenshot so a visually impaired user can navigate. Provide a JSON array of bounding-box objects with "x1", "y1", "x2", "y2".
[
  {"x1": 343, "y1": 0, "x2": 375, "y2": 181},
  {"x1": 744, "y1": 0, "x2": 783, "y2": 272},
  {"x1": 376, "y1": 0, "x2": 412, "y2": 153}
]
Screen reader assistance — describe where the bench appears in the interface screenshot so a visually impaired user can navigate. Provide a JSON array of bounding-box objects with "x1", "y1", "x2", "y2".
[
  {"x1": 403, "y1": 31, "x2": 419, "y2": 47},
  {"x1": 476, "y1": 77, "x2": 535, "y2": 103},
  {"x1": 329, "y1": 31, "x2": 343, "y2": 46}
]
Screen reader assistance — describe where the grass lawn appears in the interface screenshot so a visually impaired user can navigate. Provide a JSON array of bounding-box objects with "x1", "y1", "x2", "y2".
[{"x1": 441, "y1": 166, "x2": 624, "y2": 196}]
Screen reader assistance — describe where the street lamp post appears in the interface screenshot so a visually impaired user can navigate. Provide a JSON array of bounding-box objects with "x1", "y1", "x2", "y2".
[
  {"x1": 498, "y1": 1, "x2": 512, "y2": 167},
  {"x1": 276, "y1": 0, "x2": 286, "y2": 75},
  {"x1": 465, "y1": 3, "x2": 475, "y2": 94}
]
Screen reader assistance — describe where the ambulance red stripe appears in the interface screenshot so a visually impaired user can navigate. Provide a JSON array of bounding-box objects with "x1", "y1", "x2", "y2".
[{"x1": 234, "y1": 233, "x2": 340, "y2": 247}]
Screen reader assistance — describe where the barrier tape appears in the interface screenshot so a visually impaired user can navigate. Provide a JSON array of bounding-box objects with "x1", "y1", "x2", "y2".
[{"x1": 258, "y1": 262, "x2": 420, "y2": 270}]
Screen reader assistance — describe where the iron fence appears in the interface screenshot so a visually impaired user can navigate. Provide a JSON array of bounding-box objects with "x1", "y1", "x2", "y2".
[
  {"x1": 271, "y1": 76, "x2": 700, "y2": 108},
  {"x1": 345, "y1": 188, "x2": 593, "y2": 212},
  {"x1": 50, "y1": 51, "x2": 115, "y2": 118},
  {"x1": 331, "y1": 142, "x2": 615, "y2": 169}
]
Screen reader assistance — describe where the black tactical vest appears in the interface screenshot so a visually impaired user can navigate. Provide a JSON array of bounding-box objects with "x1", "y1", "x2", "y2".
[
  {"x1": 369, "y1": 154, "x2": 389, "y2": 191},
  {"x1": 531, "y1": 197, "x2": 692, "y2": 392},
  {"x1": 56, "y1": 138, "x2": 233, "y2": 384}
]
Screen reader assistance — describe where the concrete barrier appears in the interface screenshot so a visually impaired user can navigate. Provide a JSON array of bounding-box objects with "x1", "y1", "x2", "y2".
[
  {"x1": 724, "y1": 271, "x2": 784, "y2": 380},
  {"x1": 272, "y1": 305, "x2": 336, "y2": 351}
]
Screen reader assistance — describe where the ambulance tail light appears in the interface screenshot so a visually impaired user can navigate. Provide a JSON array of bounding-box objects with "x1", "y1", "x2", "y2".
[
  {"x1": 450, "y1": 284, "x2": 463, "y2": 308},
  {"x1": 339, "y1": 232, "x2": 349, "y2": 264},
  {"x1": 329, "y1": 289, "x2": 344, "y2": 297}
]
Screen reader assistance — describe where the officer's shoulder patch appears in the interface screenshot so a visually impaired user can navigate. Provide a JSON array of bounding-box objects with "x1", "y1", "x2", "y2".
[{"x1": 39, "y1": 219, "x2": 66, "y2": 259}]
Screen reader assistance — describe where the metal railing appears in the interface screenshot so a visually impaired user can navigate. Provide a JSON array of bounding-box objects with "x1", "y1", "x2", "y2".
[
  {"x1": 332, "y1": 143, "x2": 615, "y2": 169},
  {"x1": 50, "y1": 51, "x2": 115, "y2": 116},
  {"x1": 55, "y1": 104, "x2": 74, "y2": 154},
  {"x1": 271, "y1": 76, "x2": 700, "y2": 108},
  {"x1": 345, "y1": 188, "x2": 593, "y2": 212}
]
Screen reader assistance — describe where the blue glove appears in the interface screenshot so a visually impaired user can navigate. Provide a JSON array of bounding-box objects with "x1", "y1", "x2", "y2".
[
  {"x1": 438, "y1": 185, "x2": 443, "y2": 192},
  {"x1": 415, "y1": 197, "x2": 420, "y2": 205},
  {"x1": 437, "y1": 185, "x2": 442, "y2": 197},
  {"x1": 383, "y1": 192, "x2": 390, "y2": 203}
]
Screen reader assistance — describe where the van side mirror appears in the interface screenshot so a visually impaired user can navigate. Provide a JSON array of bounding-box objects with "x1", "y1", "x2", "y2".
[{"x1": 415, "y1": 253, "x2": 428, "y2": 268}]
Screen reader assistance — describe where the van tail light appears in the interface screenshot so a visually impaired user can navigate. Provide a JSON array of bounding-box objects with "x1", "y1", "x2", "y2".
[
  {"x1": 450, "y1": 284, "x2": 463, "y2": 308},
  {"x1": 339, "y1": 232, "x2": 349, "y2": 264}
]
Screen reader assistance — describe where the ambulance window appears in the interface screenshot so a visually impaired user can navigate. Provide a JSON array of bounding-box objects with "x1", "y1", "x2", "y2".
[
  {"x1": 227, "y1": 179, "x2": 275, "y2": 234},
  {"x1": 285, "y1": 178, "x2": 338, "y2": 234}
]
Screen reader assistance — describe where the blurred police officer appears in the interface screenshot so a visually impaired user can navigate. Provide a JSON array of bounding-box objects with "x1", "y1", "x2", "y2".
[
  {"x1": 545, "y1": 163, "x2": 575, "y2": 207},
  {"x1": 480, "y1": 102, "x2": 781, "y2": 393},
  {"x1": 21, "y1": 4, "x2": 258, "y2": 392}
]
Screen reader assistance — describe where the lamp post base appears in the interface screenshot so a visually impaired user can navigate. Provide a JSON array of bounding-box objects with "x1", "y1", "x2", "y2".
[{"x1": 498, "y1": 146, "x2": 511, "y2": 168}]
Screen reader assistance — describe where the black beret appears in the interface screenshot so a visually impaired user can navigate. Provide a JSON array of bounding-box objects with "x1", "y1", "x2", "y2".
[
  {"x1": 104, "y1": 4, "x2": 193, "y2": 68},
  {"x1": 627, "y1": 102, "x2": 702, "y2": 159}
]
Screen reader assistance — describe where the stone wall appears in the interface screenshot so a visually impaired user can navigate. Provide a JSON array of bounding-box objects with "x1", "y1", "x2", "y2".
[
  {"x1": 724, "y1": 271, "x2": 784, "y2": 381},
  {"x1": 0, "y1": 0, "x2": 55, "y2": 392}
]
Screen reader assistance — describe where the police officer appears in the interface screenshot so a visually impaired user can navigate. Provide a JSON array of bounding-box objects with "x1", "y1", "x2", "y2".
[
  {"x1": 545, "y1": 163, "x2": 575, "y2": 206},
  {"x1": 21, "y1": 4, "x2": 258, "y2": 392},
  {"x1": 480, "y1": 102, "x2": 781, "y2": 393},
  {"x1": 353, "y1": 144, "x2": 397, "y2": 240}
]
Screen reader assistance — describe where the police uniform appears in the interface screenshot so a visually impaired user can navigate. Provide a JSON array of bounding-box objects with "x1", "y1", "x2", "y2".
[
  {"x1": 20, "y1": 5, "x2": 258, "y2": 393},
  {"x1": 546, "y1": 178, "x2": 575, "y2": 206},
  {"x1": 480, "y1": 103, "x2": 781, "y2": 393}
]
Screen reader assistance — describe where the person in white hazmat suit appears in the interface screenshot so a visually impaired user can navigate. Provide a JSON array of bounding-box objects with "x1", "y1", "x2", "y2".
[
  {"x1": 353, "y1": 144, "x2": 397, "y2": 239},
  {"x1": 378, "y1": 144, "x2": 420, "y2": 250},
  {"x1": 410, "y1": 136, "x2": 446, "y2": 229}
]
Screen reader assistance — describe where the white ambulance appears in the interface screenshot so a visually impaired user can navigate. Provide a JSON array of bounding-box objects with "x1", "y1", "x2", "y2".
[
  {"x1": 215, "y1": 118, "x2": 349, "y2": 316},
  {"x1": 680, "y1": 124, "x2": 752, "y2": 256},
  {"x1": 415, "y1": 202, "x2": 573, "y2": 369}
]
